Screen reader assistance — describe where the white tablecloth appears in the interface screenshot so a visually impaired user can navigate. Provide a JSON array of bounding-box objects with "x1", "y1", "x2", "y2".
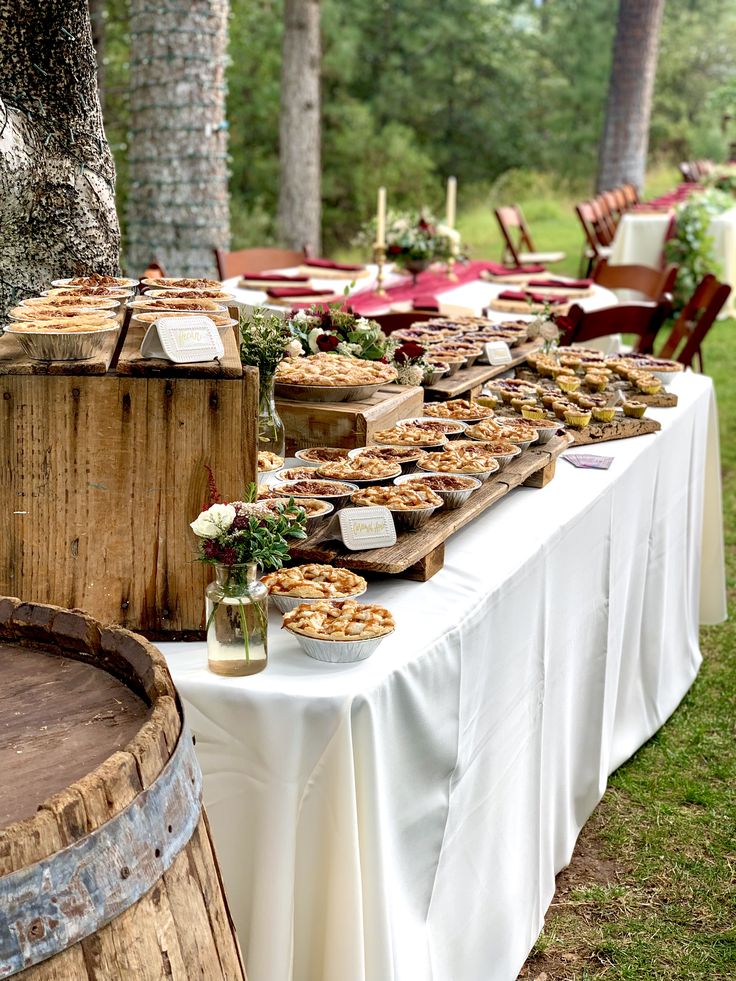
[
  {"x1": 161, "y1": 371, "x2": 726, "y2": 981},
  {"x1": 610, "y1": 208, "x2": 736, "y2": 316}
]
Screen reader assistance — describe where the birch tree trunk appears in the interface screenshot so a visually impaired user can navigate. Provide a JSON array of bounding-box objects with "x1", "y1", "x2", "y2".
[
  {"x1": 278, "y1": 0, "x2": 321, "y2": 255},
  {"x1": 0, "y1": 0, "x2": 120, "y2": 320},
  {"x1": 596, "y1": 0, "x2": 666, "y2": 193},
  {"x1": 126, "y1": 0, "x2": 230, "y2": 279}
]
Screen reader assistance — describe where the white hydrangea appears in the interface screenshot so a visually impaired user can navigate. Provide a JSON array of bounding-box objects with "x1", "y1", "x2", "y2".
[
  {"x1": 353, "y1": 317, "x2": 373, "y2": 332},
  {"x1": 190, "y1": 503, "x2": 236, "y2": 539},
  {"x1": 284, "y1": 338, "x2": 304, "y2": 358},
  {"x1": 396, "y1": 363, "x2": 424, "y2": 386}
]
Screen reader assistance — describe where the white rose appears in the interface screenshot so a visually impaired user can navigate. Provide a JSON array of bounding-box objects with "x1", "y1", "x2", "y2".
[
  {"x1": 307, "y1": 327, "x2": 325, "y2": 353},
  {"x1": 284, "y1": 338, "x2": 304, "y2": 358},
  {"x1": 190, "y1": 503, "x2": 236, "y2": 538},
  {"x1": 354, "y1": 317, "x2": 372, "y2": 332},
  {"x1": 293, "y1": 310, "x2": 311, "y2": 324}
]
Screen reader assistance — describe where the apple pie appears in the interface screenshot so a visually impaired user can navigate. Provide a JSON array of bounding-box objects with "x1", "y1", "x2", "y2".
[
  {"x1": 423, "y1": 399, "x2": 495, "y2": 421},
  {"x1": 263, "y1": 564, "x2": 366, "y2": 599},
  {"x1": 418, "y1": 446, "x2": 500, "y2": 475},
  {"x1": 276, "y1": 353, "x2": 398, "y2": 387},
  {"x1": 316, "y1": 459, "x2": 402, "y2": 482},
  {"x1": 373, "y1": 424, "x2": 447, "y2": 447},
  {"x1": 283, "y1": 599, "x2": 395, "y2": 641},
  {"x1": 351, "y1": 483, "x2": 443, "y2": 510}
]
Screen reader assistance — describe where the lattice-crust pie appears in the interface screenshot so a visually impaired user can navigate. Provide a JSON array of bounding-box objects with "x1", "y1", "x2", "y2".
[
  {"x1": 466, "y1": 420, "x2": 538, "y2": 442},
  {"x1": 350, "y1": 484, "x2": 443, "y2": 510},
  {"x1": 373, "y1": 425, "x2": 447, "y2": 446},
  {"x1": 276, "y1": 353, "x2": 397, "y2": 387},
  {"x1": 418, "y1": 447, "x2": 500, "y2": 475},
  {"x1": 263, "y1": 564, "x2": 366, "y2": 599},
  {"x1": 283, "y1": 599, "x2": 395, "y2": 640},
  {"x1": 423, "y1": 399, "x2": 495, "y2": 420},
  {"x1": 316, "y1": 459, "x2": 402, "y2": 481}
]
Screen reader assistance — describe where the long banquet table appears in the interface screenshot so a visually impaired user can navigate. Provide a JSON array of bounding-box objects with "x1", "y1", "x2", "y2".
[{"x1": 161, "y1": 370, "x2": 725, "y2": 981}]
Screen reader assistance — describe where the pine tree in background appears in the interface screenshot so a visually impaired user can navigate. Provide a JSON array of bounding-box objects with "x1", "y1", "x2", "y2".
[
  {"x1": 0, "y1": 0, "x2": 121, "y2": 319},
  {"x1": 278, "y1": 0, "x2": 321, "y2": 255},
  {"x1": 126, "y1": 0, "x2": 230, "y2": 277},
  {"x1": 597, "y1": 0, "x2": 666, "y2": 193}
]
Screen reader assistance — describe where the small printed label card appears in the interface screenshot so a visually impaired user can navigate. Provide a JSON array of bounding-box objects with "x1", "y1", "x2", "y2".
[
  {"x1": 563, "y1": 453, "x2": 614, "y2": 470},
  {"x1": 311, "y1": 506, "x2": 397, "y2": 551},
  {"x1": 484, "y1": 340, "x2": 513, "y2": 366},
  {"x1": 140, "y1": 316, "x2": 224, "y2": 363}
]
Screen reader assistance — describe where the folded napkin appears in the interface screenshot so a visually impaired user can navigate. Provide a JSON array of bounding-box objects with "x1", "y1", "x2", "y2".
[
  {"x1": 304, "y1": 258, "x2": 365, "y2": 272},
  {"x1": 527, "y1": 278, "x2": 592, "y2": 289},
  {"x1": 240, "y1": 272, "x2": 309, "y2": 283},
  {"x1": 483, "y1": 261, "x2": 547, "y2": 276},
  {"x1": 266, "y1": 286, "x2": 335, "y2": 298},
  {"x1": 498, "y1": 290, "x2": 569, "y2": 304},
  {"x1": 412, "y1": 294, "x2": 440, "y2": 311}
]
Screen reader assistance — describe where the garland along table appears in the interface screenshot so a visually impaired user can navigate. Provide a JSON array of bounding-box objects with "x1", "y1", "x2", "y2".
[{"x1": 161, "y1": 370, "x2": 725, "y2": 981}]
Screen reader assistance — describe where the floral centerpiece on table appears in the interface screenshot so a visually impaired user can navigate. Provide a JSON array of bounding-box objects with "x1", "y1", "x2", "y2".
[
  {"x1": 191, "y1": 482, "x2": 307, "y2": 674},
  {"x1": 358, "y1": 209, "x2": 464, "y2": 279},
  {"x1": 288, "y1": 305, "x2": 389, "y2": 360}
]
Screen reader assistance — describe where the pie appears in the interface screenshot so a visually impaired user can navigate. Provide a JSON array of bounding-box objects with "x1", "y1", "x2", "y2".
[
  {"x1": 257, "y1": 451, "x2": 284, "y2": 472},
  {"x1": 130, "y1": 297, "x2": 226, "y2": 311},
  {"x1": 20, "y1": 295, "x2": 119, "y2": 310},
  {"x1": 418, "y1": 447, "x2": 500, "y2": 474},
  {"x1": 9, "y1": 319, "x2": 112, "y2": 333},
  {"x1": 430, "y1": 342, "x2": 483, "y2": 356},
  {"x1": 350, "y1": 484, "x2": 443, "y2": 510},
  {"x1": 351, "y1": 446, "x2": 424, "y2": 463},
  {"x1": 283, "y1": 599, "x2": 395, "y2": 641},
  {"x1": 134, "y1": 311, "x2": 233, "y2": 326},
  {"x1": 373, "y1": 425, "x2": 447, "y2": 446},
  {"x1": 276, "y1": 353, "x2": 397, "y2": 387},
  {"x1": 274, "y1": 479, "x2": 355, "y2": 497},
  {"x1": 150, "y1": 278, "x2": 222, "y2": 289},
  {"x1": 278, "y1": 467, "x2": 318, "y2": 482},
  {"x1": 423, "y1": 399, "x2": 495, "y2": 420},
  {"x1": 405, "y1": 474, "x2": 478, "y2": 491},
  {"x1": 459, "y1": 436, "x2": 519, "y2": 456},
  {"x1": 296, "y1": 446, "x2": 350, "y2": 463},
  {"x1": 147, "y1": 288, "x2": 233, "y2": 299},
  {"x1": 392, "y1": 328, "x2": 452, "y2": 344},
  {"x1": 263, "y1": 564, "x2": 366, "y2": 598},
  {"x1": 47, "y1": 286, "x2": 130, "y2": 297},
  {"x1": 316, "y1": 459, "x2": 402, "y2": 481},
  {"x1": 63, "y1": 274, "x2": 134, "y2": 288},
  {"x1": 10, "y1": 306, "x2": 115, "y2": 322},
  {"x1": 398, "y1": 419, "x2": 465, "y2": 436},
  {"x1": 466, "y1": 419, "x2": 538, "y2": 443},
  {"x1": 261, "y1": 496, "x2": 332, "y2": 518}
]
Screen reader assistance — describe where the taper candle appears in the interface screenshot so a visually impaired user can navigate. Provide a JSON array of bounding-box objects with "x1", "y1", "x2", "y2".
[
  {"x1": 446, "y1": 176, "x2": 457, "y2": 229},
  {"x1": 376, "y1": 186, "x2": 387, "y2": 247}
]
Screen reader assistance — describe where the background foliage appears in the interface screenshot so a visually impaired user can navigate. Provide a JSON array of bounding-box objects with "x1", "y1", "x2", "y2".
[{"x1": 98, "y1": 0, "x2": 736, "y2": 259}]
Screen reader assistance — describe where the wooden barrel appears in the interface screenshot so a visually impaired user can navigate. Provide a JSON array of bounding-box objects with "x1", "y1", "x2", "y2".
[{"x1": 0, "y1": 597, "x2": 246, "y2": 980}]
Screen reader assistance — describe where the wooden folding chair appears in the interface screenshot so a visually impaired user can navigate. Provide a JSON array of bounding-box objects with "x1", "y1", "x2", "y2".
[
  {"x1": 621, "y1": 183, "x2": 640, "y2": 207},
  {"x1": 141, "y1": 260, "x2": 166, "y2": 281},
  {"x1": 657, "y1": 274, "x2": 731, "y2": 371},
  {"x1": 600, "y1": 189, "x2": 622, "y2": 227},
  {"x1": 214, "y1": 247, "x2": 307, "y2": 279},
  {"x1": 593, "y1": 259, "x2": 678, "y2": 301},
  {"x1": 592, "y1": 195, "x2": 616, "y2": 242},
  {"x1": 563, "y1": 298, "x2": 673, "y2": 353},
  {"x1": 494, "y1": 205, "x2": 566, "y2": 267},
  {"x1": 574, "y1": 202, "x2": 612, "y2": 276}
]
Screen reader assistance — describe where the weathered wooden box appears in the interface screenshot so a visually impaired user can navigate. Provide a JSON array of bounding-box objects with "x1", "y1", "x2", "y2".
[
  {"x1": 277, "y1": 384, "x2": 424, "y2": 456},
  {"x1": 0, "y1": 325, "x2": 257, "y2": 638}
]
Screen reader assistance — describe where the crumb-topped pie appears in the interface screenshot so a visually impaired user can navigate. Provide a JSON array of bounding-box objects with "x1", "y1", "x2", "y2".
[
  {"x1": 147, "y1": 288, "x2": 233, "y2": 299},
  {"x1": 263, "y1": 564, "x2": 366, "y2": 599},
  {"x1": 283, "y1": 599, "x2": 395, "y2": 641},
  {"x1": 257, "y1": 451, "x2": 284, "y2": 472},
  {"x1": 316, "y1": 459, "x2": 402, "y2": 482},
  {"x1": 47, "y1": 286, "x2": 130, "y2": 297},
  {"x1": 423, "y1": 399, "x2": 495, "y2": 421},
  {"x1": 351, "y1": 484, "x2": 443, "y2": 510},
  {"x1": 276, "y1": 353, "x2": 397, "y2": 387},
  {"x1": 148, "y1": 278, "x2": 222, "y2": 289},
  {"x1": 373, "y1": 425, "x2": 447, "y2": 447}
]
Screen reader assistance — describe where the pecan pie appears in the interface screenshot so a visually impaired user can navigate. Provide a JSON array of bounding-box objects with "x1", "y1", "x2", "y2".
[
  {"x1": 351, "y1": 446, "x2": 423, "y2": 463},
  {"x1": 278, "y1": 467, "x2": 318, "y2": 482},
  {"x1": 283, "y1": 599, "x2": 395, "y2": 641},
  {"x1": 22, "y1": 295, "x2": 120, "y2": 309},
  {"x1": 257, "y1": 451, "x2": 284, "y2": 472},
  {"x1": 147, "y1": 288, "x2": 233, "y2": 299},
  {"x1": 10, "y1": 319, "x2": 112, "y2": 333},
  {"x1": 423, "y1": 399, "x2": 495, "y2": 421},
  {"x1": 263, "y1": 564, "x2": 366, "y2": 599},
  {"x1": 350, "y1": 484, "x2": 443, "y2": 510},
  {"x1": 296, "y1": 446, "x2": 350, "y2": 463},
  {"x1": 47, "y1": 286, "x2": 130, "y2": 297},
  {"x1": 316, "y1": 459, "x2": 402, "y2": 482},
  {"x1": 276, "y1": 353, "x2": 397, "y2": 387},
  {"x1": 63, "y1": 274, "x2": 134, "y2": 288},
  {"x1": 130, "y1": 297, "x2": 226, "y2": 311},
  {"x1": 152, "y1": 278, "x2": 222, "y2": 289},
  {"x1": 399, "y1": 419, "x2": 465, "y2": 436},
  {"x1": 373, "y1": 425, "x2": 447, "y2": 446},
  {"x1": 406, "y1": 474, "x2": 478, "y2": 491},
  {"x1": 274, "y1": 479, "x2": 355, "y2": 497}
]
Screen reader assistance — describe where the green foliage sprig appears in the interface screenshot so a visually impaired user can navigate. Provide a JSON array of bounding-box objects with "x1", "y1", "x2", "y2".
[
  {"x1": 239, "y1": 308, "x2": 294, "y2": 381},
  {"x1": 665, "y1": 190, "x2": 731, "y2": 308}
]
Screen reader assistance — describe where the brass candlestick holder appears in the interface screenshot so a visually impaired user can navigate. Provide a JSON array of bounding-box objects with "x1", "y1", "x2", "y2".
[
  {"x1": 446, "y1": 249, "x2": 459, "y2": 282},
  {"x1": 373, "y1": 243, "x2": 387, "y2": 296}
]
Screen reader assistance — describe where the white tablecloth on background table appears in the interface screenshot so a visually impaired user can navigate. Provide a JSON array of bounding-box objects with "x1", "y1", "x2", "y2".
[
  {"x1": 162, "y1": 371, "x2": 725, "y2": 981},
  {"x1": 610, "y1": 208, "x2": 736, "y2": 316}
]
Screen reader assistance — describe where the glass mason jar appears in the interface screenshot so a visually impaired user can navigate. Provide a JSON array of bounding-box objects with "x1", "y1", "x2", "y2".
[
  {"x1": 258, "y1": 371, "x2": 286, "y2": 458},
  {"x1": 205, "y1": 563, "x2": 269, "y2": 677}
]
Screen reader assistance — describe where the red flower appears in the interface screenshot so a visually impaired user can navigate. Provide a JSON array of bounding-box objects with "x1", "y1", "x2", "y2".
[
  {"x1": 316, "y1": 333, "x2": 340, "y2": 352},
  {"x1": 394, "y1": 341, "x2": 425, "y2": 364},
  {"x1": 553, "y1": 314, "x2": 576, "y2": 336},
  {"x1": 387, "y1": 244, "x2": 403, "y2": 256}
]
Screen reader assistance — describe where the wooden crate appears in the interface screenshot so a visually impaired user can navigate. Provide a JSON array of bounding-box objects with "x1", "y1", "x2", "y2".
[
  {"x1": 0, "y1": 324, "x2": 257, "y2": 638},
  {"x1": 277, "y1": 383, "x2": 424, "y2": 455}
]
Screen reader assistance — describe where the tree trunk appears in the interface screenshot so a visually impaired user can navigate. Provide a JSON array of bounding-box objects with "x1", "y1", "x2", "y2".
[
  {"x1": 89, "y1": 0, "x2": 106, "y2": 113},
  {"x1": 278, "y1": 0, "x2": 321, "y2": 255},
  {"x1": 126, "y1": 0, "x2": 230, "y2": 279},
  {"x1": 0, "y1": 0, "x2": 121, "y2": 320},
  {"x1": 596, "y1": 0, "x2": 666, "y2": 193}
]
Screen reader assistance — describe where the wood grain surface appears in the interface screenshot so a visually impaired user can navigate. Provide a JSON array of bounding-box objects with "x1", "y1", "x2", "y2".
[
  {"x1": 0, "y1": 330, "x2": 118, "y2": 376},
  {"x1": 116, "y1": 322, "x2": 243, "y2": 378}
]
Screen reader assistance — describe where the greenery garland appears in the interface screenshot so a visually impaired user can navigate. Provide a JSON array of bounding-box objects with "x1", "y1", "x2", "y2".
[{"x1": 664, "y1": 189, "x2": 732, "y2": 309}]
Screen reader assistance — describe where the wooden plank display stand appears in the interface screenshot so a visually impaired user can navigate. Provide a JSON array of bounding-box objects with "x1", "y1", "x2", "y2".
[
  {"x1": 277, "y1": 383, "x2": 424, "y2": 455},
  {"x1": 290, "y1": 433, "x2": 572, "y2": 581},
  {"x1": 423, "y1": 339, "x2": 543, "y2": 402},
  {"x1": 0, "y1": 598, "x2": 246, "y2": 980},
  {"x1": 0, "y1": 323, "x2": 258, "y2": 638}
]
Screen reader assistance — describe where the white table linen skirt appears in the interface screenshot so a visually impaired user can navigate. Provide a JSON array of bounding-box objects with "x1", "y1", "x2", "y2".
[{"x1": 162, "y1": 371, "x2": 725, "y2": 981}]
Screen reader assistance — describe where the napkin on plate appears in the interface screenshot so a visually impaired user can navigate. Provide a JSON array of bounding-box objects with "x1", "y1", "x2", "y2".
[
  {"x1": 266, "y1": 287, "x2": 336, "y2": 299},
  {"x1": 240, "y1": 272, "x2": 310, "y2": 283},
  {"x1": 498, "y1": 290, "x2": 569, "y2": 304},
  {"x1": 412, "y1": 294, "x2": 440, "y2": 311},
  {"x1": 304, "y1": 258, "x2": 365, "y2": 272},
  {"x1": 527, "y1": 278, "x2": 592, "y2": 289},
  {"x1": 483, "y1": 262, "x2": 547, "y2": 276}
]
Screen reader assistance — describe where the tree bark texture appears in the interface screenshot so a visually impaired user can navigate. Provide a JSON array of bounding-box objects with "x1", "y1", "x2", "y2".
[
  {"x1": 596, "y1": 0, "x2": 666, "y2": 193},
  {"x1": 278, "y1": 0, "x2": 321, "y2": 255},
  {"x1": 0, "y1": 0, "x2": 121, "y2": 321},
  {"x1": 126, "y1": 0, "x2": 230, "y2": 279},
  {"x1": 88, "y1": 0, "x2": 106, "y2": 113}
]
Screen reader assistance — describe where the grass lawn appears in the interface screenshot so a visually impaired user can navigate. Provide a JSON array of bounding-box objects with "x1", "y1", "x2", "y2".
[{"x1": 452, "y1": 175, "x2": 735, "y2": 979}]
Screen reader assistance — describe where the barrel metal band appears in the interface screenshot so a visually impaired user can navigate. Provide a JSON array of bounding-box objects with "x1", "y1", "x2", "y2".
[{"x1": 0, "y1": 723, "x2": 202, "y2": 977}]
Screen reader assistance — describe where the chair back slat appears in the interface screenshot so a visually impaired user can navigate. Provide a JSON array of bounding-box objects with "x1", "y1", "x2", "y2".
[
  {"x1": 565, "y1": 298, "x2": 672, "y2": 353},
  {"x1": 494, "y1": 207, "x2": 523, "y2": 265},
  {"x1": 658, "y1": 275, "x2": 731, "y2": 370},
  {"x1": 593, "y1": 259, "x2": 678, "y2": 301},
  {"x1": 214, "y1": 247, "x2": 308, "y2": 279}
]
